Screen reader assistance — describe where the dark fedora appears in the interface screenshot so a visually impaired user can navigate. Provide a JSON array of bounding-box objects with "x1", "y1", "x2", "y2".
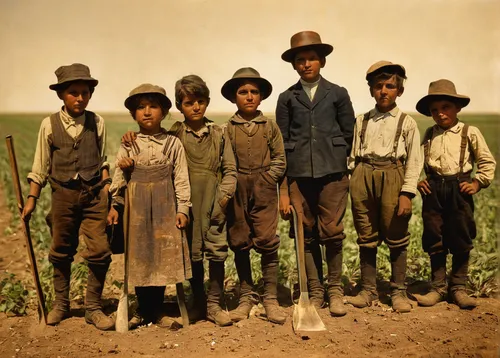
[
  {"x1": 124, "y1": 83, "x2": 172, "y2": 112},
  {"x1": 416, "y1": 79, "x2": 470, "y2": 116},
  {"x1": 366, "y1": 60, "x2": 406, "y2": 81},
  {"x1": 221, "y1": 67, "x2": 272, "y2": 102},
  {"x1": 281, "y1": 31, "x2": 333, "y2": 63},
  {"x1": 49, "y1": 63, "x2": 98, "y2": 91}
]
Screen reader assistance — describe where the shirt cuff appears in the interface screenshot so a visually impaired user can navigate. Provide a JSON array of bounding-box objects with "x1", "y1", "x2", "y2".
[
  {"x1": 27, "y1": 173, "x2": 46, "y2": 188},
  {"x1": 177, "y1": 205, "x2": 190, "y2": 217}
]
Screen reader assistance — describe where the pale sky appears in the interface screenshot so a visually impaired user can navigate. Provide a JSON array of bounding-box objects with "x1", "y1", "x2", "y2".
[{"x1": 1, "y1": 0, "x2": 499, "y2": 115}]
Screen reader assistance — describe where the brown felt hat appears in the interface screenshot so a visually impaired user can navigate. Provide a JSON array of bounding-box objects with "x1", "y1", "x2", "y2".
[
  {"x1": 416, "y1": 79, "x2": 470, "y2": 116},
  {"x1": 49, "y1": 63, "x2": 98, "y2": 91},
  {"x1": 124, "y1": 83, "x2": 172, "y2": 111},
  {"x1": 281, "y1": 31, "x2": 333, "y2": 63},
  {"x1": 221, "y1": 67, "x2": 272, "y2": 102},
  {"x1": 366, "y1": 60, "x2": 406, "y2": 81}
]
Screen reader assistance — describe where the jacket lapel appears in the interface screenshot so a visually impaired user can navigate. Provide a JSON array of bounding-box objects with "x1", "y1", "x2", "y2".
[
  {"x1": 292, "y1": 82, "x2": 311, "y2": 109},
  {"x1": 311, "y1": 78, "x2": 330, "y2": 109}
]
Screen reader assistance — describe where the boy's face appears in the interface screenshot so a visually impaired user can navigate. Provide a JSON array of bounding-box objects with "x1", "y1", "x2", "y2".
[
  {"x1": 180, "y1": 94, "x2": 209, "y2": 122},
  {"x1": 370, "y1": 75, "x2": 403, "y2": 113},
  {"x1": 134, "y1": 99, "x2": 164, "y2": 135},
  {"x1": 59, "y1": 82, "x2": 92, "y2": 118},
  {"x1": 293, "y1": 49, "x2": 325, "y2": 83},
  {"x1": 235, "y1": 82, "x2": 262, "y2": 118},
  {"x1": 429, "y1": 100, "x2": 461, "y2": 129}
]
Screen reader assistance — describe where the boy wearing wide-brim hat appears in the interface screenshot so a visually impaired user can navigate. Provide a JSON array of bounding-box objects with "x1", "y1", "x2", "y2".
[
  {"x1": 347, "y1": 61, "x2": 421, "y2": 313},
  {"x1": 276, "y1": 31, "x2": 355, "y2": 316},
  {"x1": 221, "y1": 67, "x2": 287, "y2": 324},
  {"x1": 22, "y1": 63, "x2": 114, "y2": 330},
  {"x1": 108, "y1": 83, "x2": 192, "y2": 329},
  {"x1": 414, "y1": 79, "x2": 496, "y2": 309}
]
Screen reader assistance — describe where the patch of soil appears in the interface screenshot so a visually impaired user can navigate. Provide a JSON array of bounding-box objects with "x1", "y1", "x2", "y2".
[{"x1": 0, "y1": 184, "x2": 499, "y2": 358}]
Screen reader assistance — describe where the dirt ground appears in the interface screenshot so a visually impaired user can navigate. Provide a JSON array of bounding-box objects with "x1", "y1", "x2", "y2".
[{"x1": 0, "y1": 184, "x2": 499, "y2": 358}]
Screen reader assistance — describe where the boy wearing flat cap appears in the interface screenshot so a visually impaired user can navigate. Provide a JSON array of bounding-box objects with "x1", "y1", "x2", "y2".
[
  {"x1": 414, "y1": 79, "x2": 496, "y2": 309},
  {"x1": 22, "y1": 63, "x2": 114, "y2": 330},
  {"x1": 276, "y1": 31, "x2": 355, "y2": 316},
  {"x1": 108, "y1": 83, "x2": 192, "y2": 329},
  {"x1": 221, "y1": 67, "x2": 287, "y2": 324},
  {"x1": 347, "y1": 61, "x2": 420, "y2": 313}
]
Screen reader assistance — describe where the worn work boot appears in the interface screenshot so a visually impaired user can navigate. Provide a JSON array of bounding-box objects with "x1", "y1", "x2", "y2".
[
  {"x1": 449, "y1": 252, "x2": 476, "y2": 309},
  {"x1": 390, "y1": 248, "x2": 412, "y2": 313},
  {"x1": 230, "y1": 251, "x2": 258, "y2": 322},
  {"x1": 85, "y1": 264, "x2": 114, "y2": 330},
  {"x1": 415, "y1": 253, "x2": 447, "y2": 307},
  {"x1": 348, "y1": 247, "x2": 378, "y2": 309},
  {"x1": 156, "y1": 314, "x2": 182, "y2": 330},
  {"x1": 261, "y1": 252, "x2": 286, "y2": 324},
  {"x1": 305, "y1": 242, "x2": 325, "y2": 309},
  {"x1": 47, "y1": 263, "x2": 71, "y2": 325},
  {"x1": 325, "y1": 242, "x2": 346, "y2": 316},
  {"x1": 206, "y1": 261, "x2": 232, "y2": 326},
  {"x1": 189, "y1": 260, "x2": 207, "y2": 322}
]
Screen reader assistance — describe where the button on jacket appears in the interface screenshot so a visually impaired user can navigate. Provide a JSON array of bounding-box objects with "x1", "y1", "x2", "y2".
[{"x1": 276, "y1": 77, "x2": 355, "y2": 178}]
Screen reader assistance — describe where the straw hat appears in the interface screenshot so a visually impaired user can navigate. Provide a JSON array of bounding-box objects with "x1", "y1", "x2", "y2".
[
  {"x1": 49, "y1": 63, "x2": 98, "y2": 90},
  {"x1": 124, "y1": 83, "x2": 172, "y2": 111},
  {"x1": 281, "y1": 31, "x2": 333, "y2": 63},
  {"x1": 366, "y1": 60, "x2": 406, "y2": 81},
  {"x1": 221, "y1": 67, "x2": 272, "y2": 102},
  {"x1": 416, "y1": 79, "x2": 470, "y2": 116}
]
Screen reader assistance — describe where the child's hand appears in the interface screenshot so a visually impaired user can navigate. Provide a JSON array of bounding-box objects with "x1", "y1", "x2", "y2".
[
  {"x1": 459, "y1": 179, "x2": 481, "y2": 195},
  {"x1": 279, "y1": 194, "x2": 293, "y2": 220},
  {"x1": 417, "y1": 179, "x2": 432, "y2": 196},
  {"x1": 122, "y1": 131, "x2": 139, "y2": 153},
  {"x1": 397, "y1": 195, "x2": 412, "y2": 217},
  {"x1": 21, "y1": 197, "x2": 37, "y2": 221},
  {"x1": 176, "y1": 213, "x2": 189, "y2": 229},
  {"x1": 118, "y1": 157, "x2": 135, "y2": 170},
  {"x1": 107, "y1": 207, "x2": 119, "y2": 225}
]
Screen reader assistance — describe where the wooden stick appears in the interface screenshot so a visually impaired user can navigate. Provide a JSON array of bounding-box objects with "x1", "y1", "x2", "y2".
[
  {"x1": 115, "y1": 189, "x2": 129, "y2": 333},
  {"x1": 5, "y1": 135, "x2": 47, "y2": 325}
]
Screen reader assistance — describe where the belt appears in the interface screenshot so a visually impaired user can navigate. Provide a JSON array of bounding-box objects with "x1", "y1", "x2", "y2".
[
  {"x1": 237, "y1": 165, "x2": 270, "y2": 175},
  {"x1": 356, "y1": 157, "x2": 403, "y2": 169},
  {"x1": 426, "y1": 171, "x2": 472, "y2": 182}
]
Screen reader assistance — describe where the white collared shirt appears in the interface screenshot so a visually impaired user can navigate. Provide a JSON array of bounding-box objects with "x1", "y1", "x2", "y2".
[{"x1": 300, "y1": 78, "x2": 321, "y2": 101}]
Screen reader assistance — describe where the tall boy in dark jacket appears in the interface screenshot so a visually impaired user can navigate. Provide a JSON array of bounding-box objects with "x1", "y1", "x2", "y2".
[{"x1": 276, "y1": 31, "x2": 355, "y2": 316}]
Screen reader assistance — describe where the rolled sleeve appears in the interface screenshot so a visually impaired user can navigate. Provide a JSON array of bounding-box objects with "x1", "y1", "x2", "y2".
[
  {"x1": 400, "y1": 118, "x2": 421, "y2": 194},
  {"x1": 170, "y1": 137, "x2": 192, "y2": 216},
  {"x1": 27, "y1": 117, "x2": 52, "y2": 187}
]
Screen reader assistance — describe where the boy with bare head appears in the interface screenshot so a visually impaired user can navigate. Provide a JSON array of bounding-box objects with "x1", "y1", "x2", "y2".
[{"x1": 276, "y1": 31, "x2": 355, "y2": 316}]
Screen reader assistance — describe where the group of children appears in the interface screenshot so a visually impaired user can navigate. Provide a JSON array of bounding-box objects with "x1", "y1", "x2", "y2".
[{"x1": 23, "y1": 30, "x2": 496, "y2": 331}]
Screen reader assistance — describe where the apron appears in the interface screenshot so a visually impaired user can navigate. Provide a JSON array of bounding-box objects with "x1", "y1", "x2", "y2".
[{"x1": 126, "y1": 164, "x2": 192, "y2": 288}]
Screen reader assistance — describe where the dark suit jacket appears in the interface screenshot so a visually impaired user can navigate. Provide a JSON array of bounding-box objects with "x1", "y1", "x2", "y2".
[{"x1": 275, "y1": 77, "x2": 355, "y2": 178}]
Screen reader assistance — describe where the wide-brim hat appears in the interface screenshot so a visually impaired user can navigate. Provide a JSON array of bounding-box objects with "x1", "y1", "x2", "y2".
[
  {"x1": 366, "y1": 60, "x2": 406, "y2": 81},
  {"x1": 416, "y1": 79, "x2": 470, "y2": 116},
  {"x1": 281, "y1": 31, "x2": 333, "y2": 63},
  {"x1": 221, "y1": 67, "x2": 272, "y2": 102},
  {"x1": 124, "y1": 83, "x2": 172, "y2": 111},
  {"x1": 49, "y1": 63, "x2": 98, "y2": 91}
]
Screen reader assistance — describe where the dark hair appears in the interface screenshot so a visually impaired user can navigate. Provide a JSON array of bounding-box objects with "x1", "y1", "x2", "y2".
[
  {"x1": 368, "y1": 72, "x2": 406, "y2": 90},
  {"x1": 128, "y1": 93, "x2": 169, "y2": 119},
  {"x1": 175, "y1": 75, "x2": 210, "y2": 110},
  {"x1": 55, "y1": 80, "x2": 96, "y2": 95}
]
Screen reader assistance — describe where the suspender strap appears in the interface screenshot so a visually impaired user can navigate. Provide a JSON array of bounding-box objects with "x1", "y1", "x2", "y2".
[
  {"x1": 459, "y1": 123, "x2": 469, "y2": 174},
  {"x1": 359, "y1": 112, "x2": 370, "y2": 150},
  {"x1": 392, "y1": 112, "x2": 406, "y2": 158},
  {"x1": 422, "y1": 126, "x2": 434, "y2": 175}
]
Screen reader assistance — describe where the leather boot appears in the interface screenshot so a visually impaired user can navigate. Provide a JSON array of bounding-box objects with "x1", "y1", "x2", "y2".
[
  {"x1": 347, "y1": 247, "x2": 378, "y2": 308},
  {"x1": 449, "y1": 252, "x2": 476, "y2": 309},
  {"x1": 325, "y1": 241, "x2": 346, "y2": 316},
  {"x1": 47, "y1": 262, "x2": 71, "y2": 325},
  {"x1": 230, "y1": 251, "x2": 258, "y2": 322},
  {"x1": 304, "y1": 242, "x2": 325, "y2": 309},
  {"x1": 84, "y1": 264, "x2": 115, "y2": 331},
  {"x1": 261, "y1": 252, "x2": 286, "y2": 324},
  {"x1": 415, "y1": 253, "x2": 447, "y2": 307},
  {"x1": 152, "y1": 286, "x2": 182, "y2": 330},
  {"x1": 189, "y1": 260, "x2": 207, "y2": 322},
  {"x1": 390, "y1": 248, "x2": 412, "y2": 313},
  {"x1": 206, "y1": 261, "x2": 232, "y2": 326}
]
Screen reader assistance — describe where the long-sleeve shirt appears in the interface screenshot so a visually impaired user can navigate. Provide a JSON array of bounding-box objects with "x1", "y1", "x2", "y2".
[
  {"x1": 28, "y1": 108, "x2": 108, "y2": 187},
  {"x1": 420, "y1": 121, "x2": 496, "y2": 187},
  {"x1": 109, "y1": 131, "x2": 192, "y2": 216},
  {"x1": 348, "y1": 106, "x2": 421, "y2": 195}
]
